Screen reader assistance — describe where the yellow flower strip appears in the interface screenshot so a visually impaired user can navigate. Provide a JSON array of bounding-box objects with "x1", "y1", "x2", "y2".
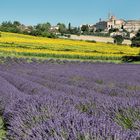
[
  {"x1": 0, "y1": 46, "x2": 124, "y2": 59},
  {"x1": 0, "y1": 32, "x2": 140, "y2": 58}
]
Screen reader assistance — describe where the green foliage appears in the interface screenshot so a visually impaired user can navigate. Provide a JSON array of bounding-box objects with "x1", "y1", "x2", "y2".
[
  {"x1": 81, "y1": 25, "x2": 89, "y2": 34},
  {"x1": 122, "y1": 56, "x2": 140, "y2": 62},
  {"x1": 0, "y1": 20, "x2": 112, "y2": 38},
  {"x1": 113, "y1": 35, "x2": 124, "y2": 45},
  {"x1": 57, "y1": 23, "x2": 67, "y2": 35},
  {"x1": 75, "y1": 102, "x2": 96, "y2": 114},
  {"x1": 68, "y1": 22, "x2": 71, "y2": 32},
  {"x1": 47, "y1": 33, "x2": 58, "y2": 39},
  {"x1": 70, "y1": 27, "x2": 81, "y2": 35},
  {"x1": 0, "y1": 21, "x2": 58, "y2": 38},
  {"x1": 77, "y1": 133, "x2": 91, "y2": 140},
  {"x1": 85, "y1": 40, "x2": 96, "y2": 43},
  {"x1": 109, "y1": 28, "x2": 119, "y2": 34},
  {"x1": 36, "y1": 23, "x2": 51, "y2": 32},
  {"x1": 115, "y1": 108, "x2": 140, "y2": 130},
  {"x1": 0, "y1": 21, "x2": 21, "y2": 33},
  {"x1": 31, "y1": 22, "x2": 51, "y2": 36},
  {"x1": 116, "y1": 113, "x2": 133, "y2": 129},
  {"x1": 13, "y1": 21, "x2": 21, "y2": 26},
  {"x1": 95, "y1": 79, "x2": 104, "y2": 84},
  {"x1": 131, "y1": 30, "x2": 140, "y2": 47},
  {"x1": 0, "y1": 50, "x2": 121, "y2": 61},
  {"x1": 0, "y1": 117, "x2": 6, "y2": 139}
]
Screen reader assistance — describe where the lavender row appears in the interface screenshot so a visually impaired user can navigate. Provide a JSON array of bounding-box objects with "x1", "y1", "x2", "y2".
[{"x1": 0, "y1": 58, "x2": 140, "y2": 140}]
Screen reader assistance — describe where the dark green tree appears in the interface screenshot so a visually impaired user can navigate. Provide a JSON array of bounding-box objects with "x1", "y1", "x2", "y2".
[
  {"x1": 0, "y1": 21, "x2": 20, "y2": 33},
  {"x1": 36, "y1": 23, "x2": 51, "y2": 32},
  {"x1": 57, "y1": 23, "x2": 67, "y2": 35},
  {"x1": 109, "y1": 28, "x2": 119, "y2": 34},
  {"x1": 32, "y1": 22, "x2": 51, "y2": 37},
  {"x1": 113, "y1": 35, "x2": 124, "y2": 45},
  {"x1": 131, "y1": 30, "x2": 140, "y2": 47},
  {"x1": 81, "y1": 25, "x2": 89, "y2": 34},
  {"x1": 13, "y1": 21, "x2": 21, "y2": 26},
  {"x1": 68, "y1": 22, "x2": 71, "y2": 32}
]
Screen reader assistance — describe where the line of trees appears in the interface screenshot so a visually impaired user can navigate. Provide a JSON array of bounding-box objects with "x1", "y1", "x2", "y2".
[
  {"x1": 0, "y1": 21, "x2": 21, "y2": 33},
  {"x1": 0, "y1": 21, "x2": 111, "y2": 38},
  {"x1": 0, "y1": 21, "x2": 81, "y2": 38}
]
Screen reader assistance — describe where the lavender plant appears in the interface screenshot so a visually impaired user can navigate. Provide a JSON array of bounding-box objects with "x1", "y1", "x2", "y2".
[{"x1": 0, "y1": 57, "x2": 139, "y2": 140}]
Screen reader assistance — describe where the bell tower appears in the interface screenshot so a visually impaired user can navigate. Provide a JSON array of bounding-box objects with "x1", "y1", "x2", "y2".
[{"x1": 108, "y1": 11, "x2": 112, "y2": 20}]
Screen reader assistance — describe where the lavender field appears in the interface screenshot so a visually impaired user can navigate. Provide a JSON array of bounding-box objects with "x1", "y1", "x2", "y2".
[{"x1": 0, "y1": 58, "x2": 140, "y2": 140}]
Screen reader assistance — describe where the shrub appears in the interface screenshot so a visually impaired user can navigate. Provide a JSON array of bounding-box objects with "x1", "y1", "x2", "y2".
[
  {"x1": 113, "y1": 35, "x2": 124, "y2": 45},
  {"x1": 85, "y1": 40, "x2": 96, "y2": 43},
  {"x1": 122, "y1": 55, "x2": 140, "y2": 62},
  {"x1": 131, "y1": 30, "x2": 140, "y2": 47}
]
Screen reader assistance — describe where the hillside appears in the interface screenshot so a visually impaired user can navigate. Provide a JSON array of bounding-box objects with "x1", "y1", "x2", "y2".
[{"x1": 0, "y1": 32, "x2": 140, "y2": 62}]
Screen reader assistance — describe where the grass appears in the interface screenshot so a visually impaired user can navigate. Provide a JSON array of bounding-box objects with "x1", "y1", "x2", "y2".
[
  {"x1": 0, "y1": 117, "x2": 6, "y2": 140},
  {"x1": 0, "y1": 32, "x2": 140, "y2": 62},
  {"x1": 115, "y1": 108, "x2": 140, "y2": 130}
]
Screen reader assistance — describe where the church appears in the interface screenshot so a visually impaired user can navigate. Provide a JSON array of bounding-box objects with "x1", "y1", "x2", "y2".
[{"x1": 95, "y1": 15, "x2": 140, "y2": 33}]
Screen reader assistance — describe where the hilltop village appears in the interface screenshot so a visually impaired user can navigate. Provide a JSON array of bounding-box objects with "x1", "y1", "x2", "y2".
[
  {"x1": 81, "y1": 15, "x2": 140, "y2": 39},
  {"x1": 0, "y1": 14, "x2": 140, "y2": 40}
]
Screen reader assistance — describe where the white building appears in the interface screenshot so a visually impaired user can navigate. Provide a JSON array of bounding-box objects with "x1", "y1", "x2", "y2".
[
  {"x1": 123, "y1": 20, "x2": 140, "y2": 32},
  {"x1": 95, "y1": 15, "x2": 140, "y2": 33},
  {"x1": 95, "y1": 16, "x2": 124, "y2": 31}
]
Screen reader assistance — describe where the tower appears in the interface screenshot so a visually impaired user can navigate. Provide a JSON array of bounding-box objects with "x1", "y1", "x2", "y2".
[{"x1": 108, "y1": 11, "x2": 112, "y2": 20}]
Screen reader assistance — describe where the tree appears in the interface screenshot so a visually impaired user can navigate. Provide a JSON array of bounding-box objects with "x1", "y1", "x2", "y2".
[
  {"x1": 131, "y1": 30, "x2": 140, "y2": 47},
  {"x1": 32, "y1": 22, "x2": 51, "y2": 37},
  {"x1": 109, "y1": 28, "x2": 119, "y2": 34},
  {"x1": 81, "y1": 25, "x2": 89, "y2": 34},
  {"x1": 57, "y1": 23, "x2": 67, "y2": 35},
  {"x1": 13, "y1": 21, "x2": 21, "y2": 26},
  {"x1": 35, "y1": 22, "x2": 51, "y2": 32},
  {"x1": 113, "y1": 35, "x2": 124, "y2": 45},
  {"x1": 68, "y1": 22, "x2": 71, "y2": 32},
  {"x1": 0, "y1": 21, "x2": 20, "y2": 33},
  {"x1": 42, "y1": 23, "x2": 51, "y2": 31}
]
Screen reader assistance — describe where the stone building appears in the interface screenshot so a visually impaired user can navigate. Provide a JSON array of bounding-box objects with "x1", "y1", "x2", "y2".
[
  {"x1": 95, "y1": 15, "x2": 140, "y2": 33},
  {"x1": 107, "y1": 16, "x2": 124, "y2": 30},
  {"x1": 95, "y1": 16, "x2": 124, "y2": 31},
  {"x1": 95, "y1": 21, "x2": 107, "y2": 31},
  {"x1": 123, "y1": 20, "x2": 140, "y2": 32}
]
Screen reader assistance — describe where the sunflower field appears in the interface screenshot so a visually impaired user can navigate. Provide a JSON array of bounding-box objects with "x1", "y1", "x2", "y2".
[{"x1": 0, "y1": 32, "x2": 140, "y2": 62}]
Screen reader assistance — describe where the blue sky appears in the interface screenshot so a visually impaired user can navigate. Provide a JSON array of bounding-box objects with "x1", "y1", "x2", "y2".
[{"x1": 0, "y1": 0, "x2": 139, "y2": 26}]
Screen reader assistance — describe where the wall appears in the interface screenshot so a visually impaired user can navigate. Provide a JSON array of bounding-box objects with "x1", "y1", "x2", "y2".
[{"x1": 70, "y1": 35, "x2": 131, "y2": 45}]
